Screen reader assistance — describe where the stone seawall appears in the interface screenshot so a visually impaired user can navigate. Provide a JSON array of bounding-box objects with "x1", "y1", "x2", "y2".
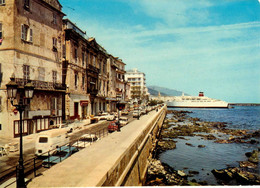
[
  {"x1": 28, "y1": 106, "x2": 167, "y2": 187},
  {"x1": 108, "y1": 106, "x2": 167, "y2": 186}
]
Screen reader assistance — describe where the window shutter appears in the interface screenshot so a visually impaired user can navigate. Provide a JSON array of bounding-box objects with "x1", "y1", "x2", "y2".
[
  {"x1": 0, "y1": 23, "x2": 2, "y2": 39},
  {"x1": 21, "y1": 25, "x2": 25, "y2": 40},
  {"x1": 29, "y1": 29, "x2": 33, "y2": 42}
]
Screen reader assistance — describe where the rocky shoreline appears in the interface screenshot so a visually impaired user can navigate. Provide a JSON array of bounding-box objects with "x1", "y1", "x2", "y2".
[{"x1": 145, "y1": 110, "x2": 260, "y2": 186}]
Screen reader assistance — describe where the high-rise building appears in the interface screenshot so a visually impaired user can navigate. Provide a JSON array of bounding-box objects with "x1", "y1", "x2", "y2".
[{"x1": 125, "y1": 68, "x2": 149, "y2": 101}]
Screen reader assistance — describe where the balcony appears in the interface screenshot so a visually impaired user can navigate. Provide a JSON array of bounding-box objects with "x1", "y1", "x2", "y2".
[
  {"x1": 15, "y1": 78, "x2": 66, "y2": 91},
  {"x1": 87, "y1": 64, "x2": 100, "y2": 74}
]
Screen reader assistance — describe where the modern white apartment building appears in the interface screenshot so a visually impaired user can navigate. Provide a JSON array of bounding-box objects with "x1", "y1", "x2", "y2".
[{"x1": 125, "y1": 68, "x2": 149, "y2": 100}]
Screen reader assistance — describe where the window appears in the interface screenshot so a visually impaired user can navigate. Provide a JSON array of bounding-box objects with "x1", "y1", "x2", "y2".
[
  {"x1": 103, "y1": 62, "x2": 106, "y2": 74},
  {"x1": 82, "y1": 75, "x2": 85, "y2": 90},
  {"x1": 74, "y1": 48, "x2": 77, "y2": 63},
  {"x1": 24, "y1": 0, "x2": 30, "y2": 10},
  {"x1": 39, "y1": 137, "x2": 48, "y2": 143},
  {"x1": 23, "y1": 65, "x2": 30, "y2": 80},
  {"x1": 0, "y1": 23, "x2": 2, "y2": 40},
  {"x1": 51, "y1": 97, "x2": 57, "y2": 116},
  {"x1": 21, "y1": 24, "x2": 33, "y2": 42},
  {"x1": 52, "y1": 71, "x2": 57, "y2": 83},
  {"x1": 38, "y1": 67, "x2": 45, "y2": 81},
  {"x1": 53, "y1": 13, "x2": 57, "y2": 25},
  {"x1": 74, "y1": 72, "x2": 78, "y2": 89},
  {"x1": 0, "y1": 0, "x2": 5, "y2": 5},
  {"x1": 93, "y1": 56, "x2": 95, "y2": 66},
  {"x1": 86, "y1": 52, "x2": 88, "y2": 64},
  {"x1": 53, "y1": 37, "x2": 57, "y2": 51},
  {"x1": 82, "y1": 52, "x2": 85, "y2": 67},
  {"x1": 62, "y1": 44, "x2": 66, "y2": 58}
]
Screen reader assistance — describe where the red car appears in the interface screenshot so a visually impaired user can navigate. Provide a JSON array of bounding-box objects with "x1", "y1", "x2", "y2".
[{"x1": 108, "y1": 121, "x2": 119, "y2": 133}]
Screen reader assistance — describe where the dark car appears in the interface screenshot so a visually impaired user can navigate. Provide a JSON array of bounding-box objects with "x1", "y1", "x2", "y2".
[
  {"x1": 42, "y1": 146, "x2": 78, "y2": 168},
  {"x1": 108, "y1": 121, "x2": 119, "y2": 133}
]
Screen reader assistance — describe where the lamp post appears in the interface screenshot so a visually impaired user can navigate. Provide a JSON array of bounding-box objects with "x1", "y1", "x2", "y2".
[
  {"x1": 6, "y1": 77, "x2": 34, "y2": 188},
  {"x1": 116, "y1": 94, "x2": 121, "y2": 132}
]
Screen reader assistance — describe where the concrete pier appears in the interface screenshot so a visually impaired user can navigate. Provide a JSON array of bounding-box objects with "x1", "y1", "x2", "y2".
[{"x1": 28, "y1": 106, "x2": 167, "y2": 187}]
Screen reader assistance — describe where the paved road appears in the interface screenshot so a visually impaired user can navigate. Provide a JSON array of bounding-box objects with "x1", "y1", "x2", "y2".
[{"x1": 0, "y1": 112, "x2": 136, "y2": 185}]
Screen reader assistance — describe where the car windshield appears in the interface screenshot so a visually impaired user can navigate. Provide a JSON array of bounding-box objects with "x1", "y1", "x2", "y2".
[{"x1": 52, "y1": 150, "x2": 68, "y2": 157}]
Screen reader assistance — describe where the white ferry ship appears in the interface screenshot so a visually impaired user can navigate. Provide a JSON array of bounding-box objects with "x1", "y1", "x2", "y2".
[{"x1": 166, "y1": 92, "x2": 229, "y2": 108}]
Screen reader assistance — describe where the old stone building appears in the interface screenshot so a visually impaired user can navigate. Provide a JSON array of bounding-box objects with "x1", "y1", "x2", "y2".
[
  {"x1": 0, "y1": 0, "x2": 65, "y2": 138},
  {"x1": 62, "y1": 19, "x2": 91, "y2": 120},
  {"x1": 89, "y1": 38, "x2": 109, "y2": 115}
]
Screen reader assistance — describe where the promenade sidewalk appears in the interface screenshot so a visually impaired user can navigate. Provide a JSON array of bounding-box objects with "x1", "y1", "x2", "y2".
[
  {"x1": 28, "y1": 109, "x2": 163, "y2": 187},
  {"x1": 0, "y1": 119, "x2": 104, "y2": 161}
]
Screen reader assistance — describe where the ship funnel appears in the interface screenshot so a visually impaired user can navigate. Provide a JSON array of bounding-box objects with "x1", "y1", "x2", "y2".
[{"x1": 199, "y1": 92, "x2": 204, "y2": 97}]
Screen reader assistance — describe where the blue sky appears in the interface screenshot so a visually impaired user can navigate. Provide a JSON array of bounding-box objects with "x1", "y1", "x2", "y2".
[{"x1": 60, "y1": 0, "x2": 260, "y2": 103}]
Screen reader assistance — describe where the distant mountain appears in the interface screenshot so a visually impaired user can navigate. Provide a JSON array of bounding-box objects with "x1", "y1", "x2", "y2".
[{"x1": 148, "y1": 86, "x2": 189, "y2": 96}]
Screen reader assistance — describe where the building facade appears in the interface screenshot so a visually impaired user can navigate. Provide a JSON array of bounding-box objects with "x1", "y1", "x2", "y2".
[
  {"x1": 0, "y1": 0, "x2": 65, "y2": 138},
  {"x1": 125, "y1": 68, "x2": 149, "y2": 102},
  {"x1": 0, "y1": 0, "x2": 132, "y2": 138},
  {"x1": 89, "y1": 38, "x2": 109, "y2": 115},
  {"x1": 62, "y1": 19, "x2": 91, "y2": 120}
]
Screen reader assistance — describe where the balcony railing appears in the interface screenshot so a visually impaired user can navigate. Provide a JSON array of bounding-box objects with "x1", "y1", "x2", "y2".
[
  {"x1": 87, "y1": 64, "x2": 100, "y2": 74},
  {"x1": 15, "y1": 78, "x2": 66, "y2": 91}
]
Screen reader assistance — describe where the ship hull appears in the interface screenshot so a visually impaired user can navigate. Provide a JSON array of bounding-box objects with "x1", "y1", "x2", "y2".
[{"x1": 166, "y1": 101, "x2": 229, "y2": 108}]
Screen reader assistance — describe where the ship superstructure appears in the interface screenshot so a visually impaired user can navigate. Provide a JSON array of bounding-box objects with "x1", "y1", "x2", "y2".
[{"x1": 166, "y1": 92, "x2": 229, "y2": 108}]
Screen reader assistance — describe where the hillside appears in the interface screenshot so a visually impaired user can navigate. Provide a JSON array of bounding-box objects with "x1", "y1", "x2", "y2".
[{"x1": 148, "y1": 86, "x2": 189, "y2": 96}]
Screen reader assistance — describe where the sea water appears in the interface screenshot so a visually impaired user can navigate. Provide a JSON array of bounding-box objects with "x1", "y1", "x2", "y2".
[{"x1": 160, "y1": 106, "x2": 260, "y2": 185}]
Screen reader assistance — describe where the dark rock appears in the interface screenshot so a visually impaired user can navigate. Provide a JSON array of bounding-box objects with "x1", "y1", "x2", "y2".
[
  {"x1": 185, "y1": 143, "x2": 194, "y2": 147},
  {"x1": 215, "y1": 139, "x2": 230, "y2": 144},
  {"x1": 187, "y1": 181, "x2": 201, "y2": 186},
  {"x1": 211, "y1": 167, "x2": 237, "y2": 180},
  {"x1": 248, "y1": 150, "x2": 259, "y2": 164},
  {"x1": 189, "y1": 170, "x2": 199, "y2": 175},
  {"x1": 245, "y1": 152, "x2": 252, "y2": 158},
  {"x1": 235, "y1": 170, "x2": 260, "y2": 185},
  {"x1": 198, "y1": 180, "x2": 208, "y2": 185},
  {"x1": 239, "y1": 161, "x2": 257, "y2": 168},
  {"x1": 252, "y1": 130, "x2": 260, "y2": 137},
  {"x1": 250, "y1": 139, "x2": 258, "y2": 144},
  {"x1": 157, "y1": 140, "x2": 177, "y2": 151}
]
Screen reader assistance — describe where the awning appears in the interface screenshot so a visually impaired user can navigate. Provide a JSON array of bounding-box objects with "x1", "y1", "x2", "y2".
[{"x1": 80, "y1": 100, "x2": 89, "y2": 106}]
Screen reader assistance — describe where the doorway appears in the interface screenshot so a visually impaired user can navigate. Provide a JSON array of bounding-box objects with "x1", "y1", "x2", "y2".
[{"x1": 74, "y1": 102, "x2": 79, "y2": 119}]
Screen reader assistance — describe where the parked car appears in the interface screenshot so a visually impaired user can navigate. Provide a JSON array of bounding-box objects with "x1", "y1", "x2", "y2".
[
  {"x1": 106, "y1": 113, "x2": 115, "y2": 121},
  {"x1": 35, "y1": 129, "x2": 69, "y2": 156},
  {"x1": 140, "y1": 108, "x2": 146, "y2": 115},
  {"x1": 119, "y1": 117, "x2": 128, "y2": 125},
  {"x1": 98, "y1": 112, "x2": 109, "y2": 120},
  {"x1": 121, "y1": 110, "x2": 129, "y2": 115},
  {"x1": 133, "y1": 110, "x2": 140, "y2": 118},
  {"x1": 72, "y1": 134, "x2": 99, "y2": 148},
  {"x1": 108, "y1": 121, "x2": 119, "y2": 133},
  {"x1": 42, "y1": 146, "x2": 78, "y2": 168}
]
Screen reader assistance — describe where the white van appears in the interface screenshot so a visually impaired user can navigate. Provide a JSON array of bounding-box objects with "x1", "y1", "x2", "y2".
[{"x1": 35, "y1": 129, "x2": 69, "y2": 156}]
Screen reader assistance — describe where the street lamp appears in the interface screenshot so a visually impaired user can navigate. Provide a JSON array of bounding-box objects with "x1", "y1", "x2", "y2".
[
  {"x1": 116, "y1": 94, "x2": 121, "y2": 132},
  {"x1": 6, "y1": 77, "x2": 34, "y2": 188}
]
